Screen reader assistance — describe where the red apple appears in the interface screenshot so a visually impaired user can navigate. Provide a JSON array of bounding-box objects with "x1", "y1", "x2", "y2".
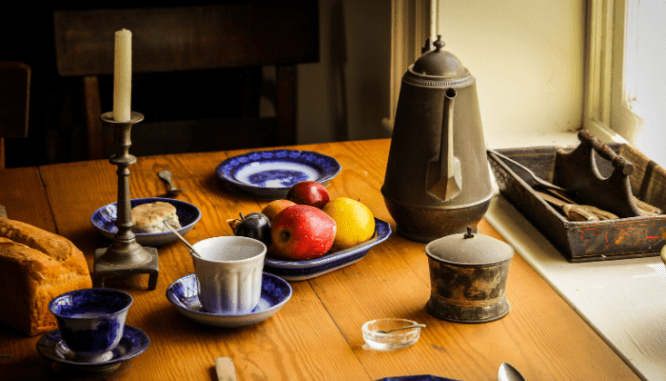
[
  {"x1": 286, "y1": 181, "x2": 330, "y2": 208},
  {"x1": 270, "y1": 205, "x2": 336, "y2": 260}
]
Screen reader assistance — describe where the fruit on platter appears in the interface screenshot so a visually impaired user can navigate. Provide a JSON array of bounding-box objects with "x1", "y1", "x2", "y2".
[
  {"x1": 227, "y1": 212, "x2": 272, "y2": 246},
  {"x1": 286, "y1": 181, "x2": 330, "y2": 208},
  {"x1": 322, "y1": 197, "x2": 375, "y2": 251},
  {"x1": 261, "y1": 199, "x2": 296, "y2": 222},
  {"x1": 270, "y1": 205, "x2": 336, "y2": 260}
]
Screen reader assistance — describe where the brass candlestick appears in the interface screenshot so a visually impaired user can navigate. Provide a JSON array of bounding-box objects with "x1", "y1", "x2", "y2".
[{"x1": 94, "y1": 111, "x2": 158, "y2": 290}]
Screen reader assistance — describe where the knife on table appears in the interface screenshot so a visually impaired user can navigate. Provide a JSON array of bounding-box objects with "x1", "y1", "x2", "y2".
[{"x1": 0, "y1": 203, "x2": 6, "y2": 218}]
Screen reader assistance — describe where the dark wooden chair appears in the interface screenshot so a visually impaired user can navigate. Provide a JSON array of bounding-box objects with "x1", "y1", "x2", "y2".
[
  {"x1": 53, "y1": 1, "x2": 319, "y2": 160},
  {"x1": 0, "y1": 62, "x2": 30, "y2": 169}
]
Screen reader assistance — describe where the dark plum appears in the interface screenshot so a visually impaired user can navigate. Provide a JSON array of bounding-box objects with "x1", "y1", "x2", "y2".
[{"x1": 231, "y1": 212, "x2": 272, "y2": 246}]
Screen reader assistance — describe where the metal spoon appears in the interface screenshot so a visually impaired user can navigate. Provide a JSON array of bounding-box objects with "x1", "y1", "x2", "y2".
[
  {"x1": 376, "y1": 324, "x2": 426, "y2": 334},
  {"x1": 488, "y1": 149, "x2": 567, "y2": 193},
  {"x1": 162, "y1": 221, "x2": 201, "y2": 258},
  {"x1": 158, "y1": 170, "x2": 185, "y2": 196},
  {"x1": 498, "y1": 362, "x2": 526, "y2": 381}
]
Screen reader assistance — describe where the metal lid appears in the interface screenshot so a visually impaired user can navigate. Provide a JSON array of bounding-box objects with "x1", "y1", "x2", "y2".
[
  {"x1": 425, "y1": 227, "x2": 514, "y2": 266},
  {"x1": 406, "y1": 36, "x2": 474, "y2": 88}
]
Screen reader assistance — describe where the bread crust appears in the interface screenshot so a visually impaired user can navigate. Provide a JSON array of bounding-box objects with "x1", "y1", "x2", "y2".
[{"x1": 0, "y1": 218, "x2": 92, "y2": 336}]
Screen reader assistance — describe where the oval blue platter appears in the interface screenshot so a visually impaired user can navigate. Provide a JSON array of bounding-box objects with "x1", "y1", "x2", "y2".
[
  {"x1": 375, "y1": 376, "x2": 461, "y2": 381},
  {"x1": 264, "y1": 218, "x2": 391, "y2": 281},
  {"x1": 91, "y1": 197, "x2": 201, "y2": 247},
  {"x1": 215, "y1": 149, "x2": 341, "y2": 199}
]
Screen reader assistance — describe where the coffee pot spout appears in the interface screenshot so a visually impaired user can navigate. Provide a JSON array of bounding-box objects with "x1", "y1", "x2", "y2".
[{"x1": 426, "y1": 88, "x2": 462, "y2": 201}]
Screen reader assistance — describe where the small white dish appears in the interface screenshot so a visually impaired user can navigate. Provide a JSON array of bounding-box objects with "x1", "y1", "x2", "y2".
[
  {"x1": 166, "y1": 273, "x2": 292, "y2": 328},
  {"x1": 362, "y1": 318, "x2": 423, "y2": 351},
  {"x1": 215, "y1": 149, "x2": 341, "y2": 199},
  {"x1": 36, "y1": 325, "x2": 149, "y2": 373},
  {"x1": 91, "y1": 197, "x2": 201, "y2": 247}
]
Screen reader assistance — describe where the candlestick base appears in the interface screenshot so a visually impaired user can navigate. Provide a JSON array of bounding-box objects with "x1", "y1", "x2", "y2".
[
  {"x1": 94, "y1": 246, "x2": 159, "y2": 289},
  {"x1": 94, "y1": 111, "x2": 159, "y2": 290}
]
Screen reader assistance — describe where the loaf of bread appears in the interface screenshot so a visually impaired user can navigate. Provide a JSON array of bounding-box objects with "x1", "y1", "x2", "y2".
[{"x1": 0, "y1": 217, "x2": 92, "y2": 336}]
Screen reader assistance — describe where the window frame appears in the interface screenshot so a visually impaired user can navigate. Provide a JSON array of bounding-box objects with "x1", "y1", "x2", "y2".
[
  {"x1": 584, "y1": 0, "x2": 642, "y2": 144},
  {"x1": 383, "y1": 0, "x2": 434, "y2": 131}
]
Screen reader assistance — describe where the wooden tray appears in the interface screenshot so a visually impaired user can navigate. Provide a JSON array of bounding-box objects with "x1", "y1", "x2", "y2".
[{"x1": 488, "y1": 138, "x2": 666, "y2": 262}]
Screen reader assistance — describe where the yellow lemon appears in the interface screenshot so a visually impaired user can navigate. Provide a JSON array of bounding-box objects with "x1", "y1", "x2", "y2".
[{"x1": 322, "y1": 197, "x2": 375, "y2": 250}]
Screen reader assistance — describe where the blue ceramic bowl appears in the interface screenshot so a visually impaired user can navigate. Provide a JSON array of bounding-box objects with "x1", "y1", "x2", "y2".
[
  {"x1": 49, "y1": 288, "x2": 133, "y2": 363},
  {"x1": 91, "y1": 197, "x2": 202, "y2": 247}
]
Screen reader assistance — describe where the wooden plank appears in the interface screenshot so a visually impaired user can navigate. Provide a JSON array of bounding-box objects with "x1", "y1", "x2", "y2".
[
  {"x1": 0, "y1": 167, "x2": 53, "y2": 231},
  {"x1": 0, "y1": 140, "x2": 641, "y2": 380},
  {"x1": 306, "y1": 139, "x2": 640, "y2": 380},
  {"x1": 34, "y1": 149, "x2": 370, "y2": 380},
  {"x1": 53, "y1": 1, "x2": 319, "y2": 76}
]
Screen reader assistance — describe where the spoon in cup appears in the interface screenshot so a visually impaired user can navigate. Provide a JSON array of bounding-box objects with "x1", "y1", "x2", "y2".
[
  {"x1": 163, "y1": 221, "x2": 201, "y2": 258},
  {"x1": 376, "y1": 323, "x2": 426, "y2": 334}
]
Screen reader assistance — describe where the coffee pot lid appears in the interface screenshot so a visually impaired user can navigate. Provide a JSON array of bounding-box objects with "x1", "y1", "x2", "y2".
[
  {"x1": 425, "y1": 227, "x2": 514, "y2": 266},
  {"x1": 411, "y1": 35, "x2": 470, "y2": 79}
]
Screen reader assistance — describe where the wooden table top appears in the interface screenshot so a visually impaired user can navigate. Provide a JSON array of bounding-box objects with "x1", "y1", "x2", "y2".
[{"x1": 0, "y1": 139, "x2": 639, "y2": 381}]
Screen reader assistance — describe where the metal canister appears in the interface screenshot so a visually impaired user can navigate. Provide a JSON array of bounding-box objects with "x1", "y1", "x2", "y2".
[{"x1": 425, "y1": 228, "x2": 514, "y2": 323}]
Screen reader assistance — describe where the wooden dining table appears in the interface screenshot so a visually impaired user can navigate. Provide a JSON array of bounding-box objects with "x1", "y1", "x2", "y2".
[{"x1": 0, "y1": 139, "x2": 640, "y2": 380}]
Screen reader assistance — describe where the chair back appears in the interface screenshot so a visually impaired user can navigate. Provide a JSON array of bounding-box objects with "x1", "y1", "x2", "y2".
[
  {"x1": 53, "y1": 1, "x2": 319, "y2": 159},
  {"x1": 0, "y1": 61, "x2": 30, "y2": 169}
]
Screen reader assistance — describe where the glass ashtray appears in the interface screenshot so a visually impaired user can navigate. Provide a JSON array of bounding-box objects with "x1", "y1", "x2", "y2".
[{"x1": 362, "y1": 318, "x2": 423, "y2": 351}]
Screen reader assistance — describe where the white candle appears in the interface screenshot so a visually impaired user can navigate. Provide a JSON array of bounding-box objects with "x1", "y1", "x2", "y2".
[{"x1": 113, "y1": 29, "x2": 132, "y2": 122}]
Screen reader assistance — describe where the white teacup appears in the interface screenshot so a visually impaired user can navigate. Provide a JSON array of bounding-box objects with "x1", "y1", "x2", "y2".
[{"x1": 191, "y1": 236, "x2": 266, "y2": 314}]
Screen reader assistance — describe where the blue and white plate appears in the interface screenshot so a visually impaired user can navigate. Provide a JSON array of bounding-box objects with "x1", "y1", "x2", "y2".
[
  {"x1": 166, "y1": 272, "x2": 292, "y2": 328},
  {"x1": 375, "y1": 376, "x2": 461, "y2": 381},
  {"x1": 215, "y1": 149, "x2": 341, "y2": 199},
  {"x1": 36, "y1": 325, "x2": 149, "y2": 373},
  {"x1": 91, "y1": 197, "x2": 202, "y2": 247},
  {"x1": 264, "y1": 218, "x2": 391, "y2": 281}
]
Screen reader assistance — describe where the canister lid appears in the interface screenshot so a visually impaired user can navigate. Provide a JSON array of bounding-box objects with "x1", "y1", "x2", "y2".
[{"x1": 425, "y1": 227, "x2": 514, "y2": 266}]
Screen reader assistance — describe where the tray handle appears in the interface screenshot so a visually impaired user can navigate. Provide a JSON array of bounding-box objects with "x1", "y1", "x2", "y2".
[{"x1": 578, "y1": 130, "x2": 634, "y2": 176}]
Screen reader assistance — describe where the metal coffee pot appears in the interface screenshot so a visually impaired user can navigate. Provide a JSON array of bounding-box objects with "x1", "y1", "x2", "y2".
[{"x1": 381, "y1": 36, "x2": 493, "y2": 242}]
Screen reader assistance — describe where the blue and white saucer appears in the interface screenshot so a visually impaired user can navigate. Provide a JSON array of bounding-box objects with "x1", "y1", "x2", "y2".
[
  {"x1": 264, "y1": 218, "x2": 392, "y2": 281},
  {"x1": 36, "y1": 325, "x2": 150, "y2": 372},
  {"x1": 215, "y1": 149, "x2": 341, "y2": 199},
  {"x1": 166, "y1": 272, "x2": 292, "y2": 328}
]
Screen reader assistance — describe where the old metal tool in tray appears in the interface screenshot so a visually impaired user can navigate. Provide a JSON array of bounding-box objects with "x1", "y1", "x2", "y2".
[
  {"x1": 488, "y1": 149, "x2": 617, "y2": 221},
  {"x1": 555, "y1": 130, "x2": 660, "y2": 218}
]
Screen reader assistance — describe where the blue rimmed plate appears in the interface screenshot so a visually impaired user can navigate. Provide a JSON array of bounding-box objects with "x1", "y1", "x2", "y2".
[
  {"x1": 215, "y1": 149, "x2": 341, "y2": 199},
  {"x1": 91, "y1": 197, "x2": 201, "y2": 247},
  {"x1": 264, "y1": 218, "x2": 391, "y2": 281},
  {"x1": 375, "y1": 376, "x2": 461, "y2": 381},
  {"x1": 36, "y1": 325, "x2": 149, "y2": 373},
  {"x1": 166, "y1": 272, "x2": 292, "y2": 328}
]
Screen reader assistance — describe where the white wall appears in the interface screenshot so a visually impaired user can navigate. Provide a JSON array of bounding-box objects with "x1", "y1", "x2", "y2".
[
  {"x1": 295, "y1": 0, "x2": 586, "y2": 148},
  {"x1": 436, "y1": 0, "x2": 586, "y2": 146}
]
